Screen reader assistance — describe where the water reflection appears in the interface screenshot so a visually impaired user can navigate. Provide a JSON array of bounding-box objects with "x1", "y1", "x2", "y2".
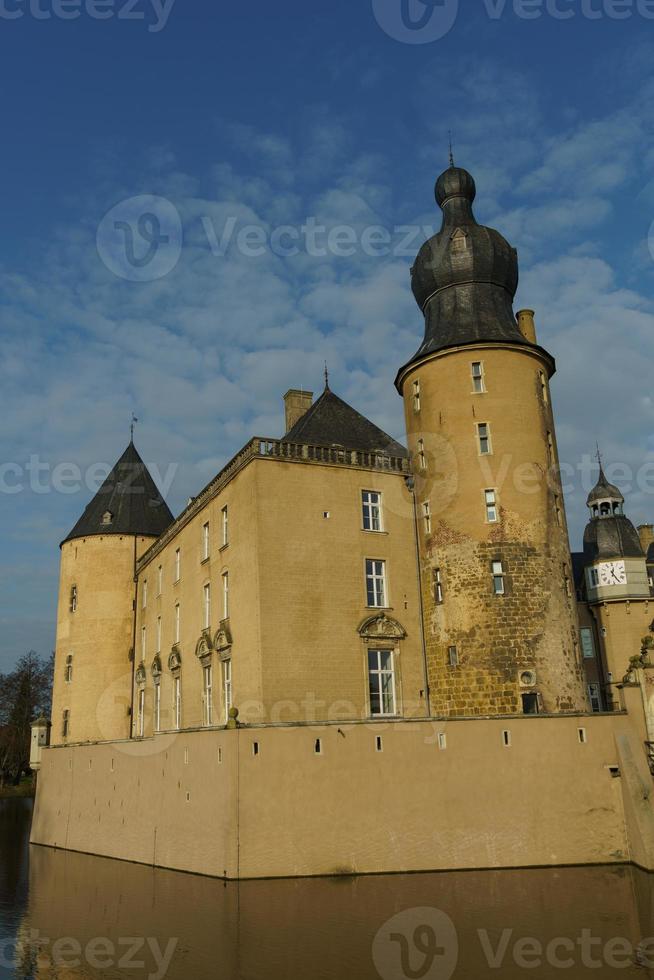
[{"x1": 3, "y1": 798, "x2": 654, "y2": 978}]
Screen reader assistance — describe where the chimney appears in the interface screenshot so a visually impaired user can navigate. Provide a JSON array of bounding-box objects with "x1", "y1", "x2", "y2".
[
  {"x1": 284, "y1": 389, "x2": 313, "y2": 433},
  {"x1": 516, "y1": 309, "x2": 537, "y2": 344}
]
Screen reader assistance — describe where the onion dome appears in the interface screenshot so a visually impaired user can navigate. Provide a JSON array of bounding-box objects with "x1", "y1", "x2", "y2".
[
  {"x1": 62, "y1": 441, "x2": 174, "y2": 545},
  {"x1": 397, "y1": 163, "x2": 550, "y2": 387},
  {"x1": 583, "y1": 463, "x2": 643, "y2": 561}
]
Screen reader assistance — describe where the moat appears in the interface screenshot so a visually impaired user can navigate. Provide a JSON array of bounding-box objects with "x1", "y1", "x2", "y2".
[{"x1": 3, "y1": 797, "x2": 654, "y2": 979}]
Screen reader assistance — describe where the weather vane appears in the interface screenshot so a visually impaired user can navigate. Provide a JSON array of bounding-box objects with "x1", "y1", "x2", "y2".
[
  {"x1": 324, "y1": 361, "x2": 330, "y2": 389},
  {"x1": 448, "y1": 131, "x2": 455, "y2": 168},
  {"x1": 130, "y1": 413, "x2": 139, "y2": 441}
]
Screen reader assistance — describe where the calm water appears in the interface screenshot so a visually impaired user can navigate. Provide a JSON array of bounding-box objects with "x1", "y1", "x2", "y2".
[{"x1": 3, "y1": 798, "x2": 654, "y2": 979}]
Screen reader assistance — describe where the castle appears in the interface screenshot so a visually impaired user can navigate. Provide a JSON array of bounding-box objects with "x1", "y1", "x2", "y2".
[{"x1": 30, "y1": 163, "x2": 654, "y2": 880}]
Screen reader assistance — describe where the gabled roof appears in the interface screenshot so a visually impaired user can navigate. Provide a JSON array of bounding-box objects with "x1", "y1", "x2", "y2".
[
  {"x1": 63, "y1": 441, "x2": 174, "y2": 545},
  {"x1": 283, "y1": 387, "x2": 407, "y2": 457}
]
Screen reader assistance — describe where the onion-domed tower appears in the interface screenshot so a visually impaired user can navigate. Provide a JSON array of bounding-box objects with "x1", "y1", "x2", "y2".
[
  {"x1": 50, "y1": 440, "x2": 173, "y2": 744},
  {"x1": 396, "y1": 163, "x2": 586, "y2": 716}
]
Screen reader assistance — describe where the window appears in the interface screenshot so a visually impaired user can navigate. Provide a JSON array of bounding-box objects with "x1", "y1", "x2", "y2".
[
  {"x1": 485, "y1": 489, "x2": 498, "y2": 523},
  {"x1": 141, "y1": 626, "x2": 146, "y2": 661},
  {"x1": 154, "y1": 682, "x2": 161, "y2": 732},
  {"x1": 588, "y1": 682, "x2": 602, "y2": 713},
  {"x1": 174, "y1": 603, "x2": 180, "y2": 644},
  {"x1": 492, "y1": 560, "x2": 505, "y2": 596},
  {"x1": 422, "y1": 500, "x2": 432, "y2": 535},
  {"x1": 101, "y1": 510, "x2": 113, "y2": 525},
  {"x1": 547, "y1": 431, "x2": 554, "y2": 464},
  {"x1": 222, "y1": 572, "x2": 229, "y2": 620},
  {"x1": 203, "y1": 664, "x2": 213, "y2": 727},
  {"x1": 203, "y1": 584, "x2": 211, "y2": 629},
  {"x1": 448, "y1": 645, "x2": 458, "y2": 667},
  {"x1": 174, "y1": 548, "x2": 181, "y2": 582},
  {"x1": 157, "y1": 565, "x2": 163, "y2": 596},
  {"x1": 522, "y1": 693, "x2": 539, "y2": 715},
  {"x1": 142, "y1": 580, "x2": 147, "y2": 609},
  {"x1": 563, "y1": 564, "x2": 572, "y2": 597},
  {"x1": 173, "y1": 676, "x2": 182, "y2": 730},
  {"x1": 202, "y1": 522, "x2": 210, "y2": 561},
  {"x1": 477, "y1": 423, "x2": 492, "y2": 455},
  {"x1": 412, "y1": 379, "x2": 421, "y2": 413},
  {"x1": 589, "y1": 567, "x2": 599, "y2": 588},
  {"x1": 471, "y1": 361, "x2": 485, "y2": 393},
  {"x1": 368, "y1": 649, "x2": 397, "y2": 717},
  {"x1": 540, "y1": 371, "x2": 549, "y2": 405},
  {"x1": 137, "y1": 689, "x2": 145, "y2": 738},
  {"x1": 417, "y1": 439, "x2": 426, "y2": 471},
  {"x1": 502, "y1": 730, "x2": 512, "y2": 747},
  {"x1": 580, "y1": 628, "x2": 595, "y2": 659},
  {"x1": 366, "y1": 559, "x2": 387, "y2": 608},
  {"x1": 222, "y1": 506, "x2": 229, "y2": 547},
  {"x1": 554, "y1": 493, "x2": 562, "y2": 527},
  {"x1": 156, "y1": 616, "x2": 162, "y2": 654},
  {"x1": 69, "y1": 585, "x2": 78, "y2": 613},
  {"x1": 62, "y1": 710, "x2": 69, "y2": 739},
  {"x1": 438, "y1": 733, "x2": 447, "y2": 751},
  {"x1": 362, "y1": 491, "x2": 382, "y2": 532},
  {"x1": 223, "y1": 660, "x2": 232, "y2": 722},
  {"x1": 433, "y1": 568, "x2": 443, "y2": 604},
  {"x1": 65, "y1": 655, "x2": 73, "y2": 684}
]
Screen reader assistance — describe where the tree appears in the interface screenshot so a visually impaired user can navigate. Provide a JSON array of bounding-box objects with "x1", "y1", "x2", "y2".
[{"x1": 0, "y1": 651, "x2": 53, "y2": 786}]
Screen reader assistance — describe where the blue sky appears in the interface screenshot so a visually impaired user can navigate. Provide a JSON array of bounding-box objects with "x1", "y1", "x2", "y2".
[{"x1": 2, "y1": 0, "x2": 654, "y2": 670}]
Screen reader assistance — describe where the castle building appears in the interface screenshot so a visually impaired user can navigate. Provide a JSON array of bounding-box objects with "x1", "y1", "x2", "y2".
[{"x1": 36, "y1": 161, "x2": 654, "y2": 881}]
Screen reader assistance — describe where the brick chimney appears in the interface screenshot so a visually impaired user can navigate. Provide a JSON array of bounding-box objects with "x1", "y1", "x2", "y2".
[{"x1": 284, "y1": 389, "x2": 313, "y2": 434}]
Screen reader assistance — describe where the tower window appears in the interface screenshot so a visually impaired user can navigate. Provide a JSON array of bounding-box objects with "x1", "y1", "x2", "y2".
[
  {"x1": 477, "y1": 423, "x2": 492, "y2": 455},
  {"x1": 362, "y1": 491, "x2": 383, "y2": 532},
  {"x1": 471, "y1": 361, "x2": 485, "y2": 393},
  {"x1": 412, "y1": 380, "x2": 421, "y2": 413},
  {"x1": 433, "y1": 568, "x2": 443, "y2": 604},
  {"x1": 448, "y1": 645, "x2": 458, "y2": 667},
  {"x1": 416, "y1": 439, "x2": 427, "y2": 471},
  {"x1": 422, "y1": 500, "x2": 432, "y2": 535},
  {"x1": 547, "y1": 431, "x2": 554, "y2": 465},
  {"x1": 69, "y1": 585, "x2": 78, "y2": 613},
  {"x1": 563, "y1": 564, "x2": 572, "y2": 597},
  {"x1": 539, "y1": 371, "x2": 549, "y2": 405},
  {"x1": 368, "y1": 649, "x2": 397, "y2": 717},
  {"x1": 366, "y1": 559, "x2": 387, "y2": 608},
  {"x1": 554, "y1": 493, "x2": 563, "y2": 527},
  {"x1": 485, "y1": 489, "x2": 498, "y2": 523},
  {"x1": 62, "y1": 710, "x2": 70, "y2": 739},
  {"x1": 492, "y1": 560, "x2": 505, "y2": 595},
  {"x1": 65, "y1": 655, "x2": 73, "y2": 684},
  {"x1": 589, "y1": 567, "x2": 599, "y2": 588}
]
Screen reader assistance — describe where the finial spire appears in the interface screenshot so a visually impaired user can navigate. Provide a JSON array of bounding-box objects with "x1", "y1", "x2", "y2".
[
  {"x1": 130, "y1": 413, "x2": 138, "y2": 443},
  {"x1": 596, "y1": 442, "x2": 604, "y2": 472},
  {"x1": 324, "y1": 361, "x2": 330, "y2": 390},
  {"x1": 448, "y1": 131, "x2": 455, "y2": 168}
]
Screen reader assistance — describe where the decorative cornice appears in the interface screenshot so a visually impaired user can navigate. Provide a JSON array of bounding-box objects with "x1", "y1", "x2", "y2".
[
  {"x1": 358, "y1": 612, "x2": 407, "y2": 642},
  {"x1": 168, "y1": 645, "x2": 182, "y2": 671}
]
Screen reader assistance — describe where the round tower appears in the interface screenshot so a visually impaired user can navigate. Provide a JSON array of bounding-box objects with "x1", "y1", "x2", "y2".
[
  {"x1": 50, "y1": 441, "x2": 173, "y2": 745},
  {"x1": 396, "y1": 163, "x2": 586, "y2": 716}
]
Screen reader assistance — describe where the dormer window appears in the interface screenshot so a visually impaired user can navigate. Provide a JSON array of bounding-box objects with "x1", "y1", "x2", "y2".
[
  {"x1": 450, "y1": 228, "x2": 468, "y2": 253},
  {"x1": 101, "y1": 511, "x2": 113, "y2": 525}
]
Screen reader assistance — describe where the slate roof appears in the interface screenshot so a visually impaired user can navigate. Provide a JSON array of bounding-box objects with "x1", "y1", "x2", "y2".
[
  {"x1": 283, "y1": 387, "x2": 407, "y2": 457},
  {"x1": 63, "y1": 441, "x2": 174, "y2": 545},
  {"x1": 587, "y1": 466, "x2": 624, "y2": 505},
  {"x1": 583, "y1": 515, "x2": 644, "y2": 562}
]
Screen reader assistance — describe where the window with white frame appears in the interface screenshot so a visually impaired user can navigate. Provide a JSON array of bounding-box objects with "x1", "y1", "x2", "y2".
[
  {"x1": 366, "y1": 559, "x2": 387, "y2": 608},
  {"x1": 157, "y1": 565, "x2": 163, "y2": 596},
  {"x1": 422, "y1": 500, "x2": 431, "y2": 535},
  {"x1": 433, "y1": 568, "x2": 443, "y2": 604},
  {"x1": 142, "y1": 580, "x2": 147, "y2": 609},
  {"x1": 141, "y1": 625, "x2": 147, "y2": 661},
  {"x1": 492, "y1": 560, "x2": 505, "y2": 596},
  {"x1": 203, "y1": 664, "x2": 213, "y2": 727},
  {"x1": 477, "y1": 423, "x2": 492, "y2": 455},
  {"x1": 173, "y1": 675, "x2": 182, "y2": 730},
  {"x1": 202, "y1": 522, "x2": 210, "y2": 561},
  {"x1": 156, "y1": 616, "x2": 162, "y2": 654},
  {"x1": 580, "y1": 628, "x2": 595, "y2": 659},
  {"x1": 65, "y1": 655, "x2": 73, "y2": 684},
  {"x1": 174, "y1": 548, "x2": 181, "y2": 582},
  {"x1": 137, "y1": 688, "x2": 145, "y2": 738},
  {"x1": 362, "y1": 491, "x2": 382, "y2": 532},
  {"x1": 368, "y1": 649, "x2": 397, "y2": 717},
  {"x1": 222, "y1": 572, "x2": 229, "y2": 620},
  {"x1": 69, "y1": 585, "x2": 78, "y2": 613},
  {"x1": 222, "y1": 506, "x2": 229, "y2": 547},
  {"x1": 154, "y1": 681, "x2": 161, "y2": 732},
  {"x1": 203, "y1": 584, "x2": 211, "y2": 629},
  {"x1": 175, "y1": 603, "x2": 180, "y2": 644},
  {"x1": 485, "y1": 489, "x2": 498, "y2": 523},
  {"x1": 417, "y1": 439, "x2": 426, "y2": 471},
  {"x1": 471, "y1": 361, "x2": 485, "y2": 393},
  {"x1": 588, "y1": 567, "x2": 599, "y2": 588},
  {"x1": 223, "y1": 659, "x2": 232, "y2": 722},
  {"x1": 588, "y1": 682, "x2": 602, "y2": 713},
  {"x1": 412, "y1": 379, "x2": 421, "y2": 413}
]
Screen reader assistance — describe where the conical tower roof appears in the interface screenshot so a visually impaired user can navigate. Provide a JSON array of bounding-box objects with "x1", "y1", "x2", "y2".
[{"x1": 63, "y1": 441, "x2": 174, "y2": 545}]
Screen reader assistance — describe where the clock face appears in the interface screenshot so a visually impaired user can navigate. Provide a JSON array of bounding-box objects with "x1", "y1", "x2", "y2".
[{"x1": 597, "y1": 561, "x2": 627, "y2": 586}]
